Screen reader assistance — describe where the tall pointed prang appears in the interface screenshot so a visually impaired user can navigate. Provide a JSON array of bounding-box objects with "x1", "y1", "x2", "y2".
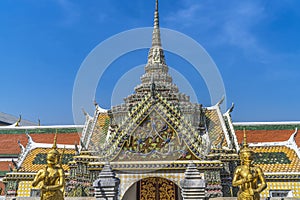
[{"x1": 148, "y1": 0, "x2": 165, "y2": 64}]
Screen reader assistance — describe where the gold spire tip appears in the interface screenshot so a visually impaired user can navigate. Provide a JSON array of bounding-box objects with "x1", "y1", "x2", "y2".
[
  {"x1": 53, "y1": 130, "x2": 57, "y2": 149},
  {"x1": 243, "y1": 128, "x2": 248, "y2": 147}
]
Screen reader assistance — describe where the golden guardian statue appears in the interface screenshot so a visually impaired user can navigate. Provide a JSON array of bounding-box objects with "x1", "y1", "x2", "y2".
[
  {"x1": 232, "y1": 130, "x2": 267, "y2": 200},
  {"x1": 32, "y1": 134, "x2": 65, "y2": 200}
]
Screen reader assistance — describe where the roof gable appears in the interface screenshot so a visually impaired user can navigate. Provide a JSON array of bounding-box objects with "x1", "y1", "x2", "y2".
[{"x1": 93, "y1": 93, "x2": 208, "y2": 161}]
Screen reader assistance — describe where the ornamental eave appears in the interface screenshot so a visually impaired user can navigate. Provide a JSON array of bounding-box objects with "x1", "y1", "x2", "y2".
[{"x1": 87, "y1": 160, "x2": 224, "y2": 171}]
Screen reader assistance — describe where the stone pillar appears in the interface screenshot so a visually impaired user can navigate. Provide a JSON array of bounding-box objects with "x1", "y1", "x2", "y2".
[
  {"x1": 93, "y1": 162, "x2": 120, "y2": 200},
  {"x1": 180, "y1": 162, "x2": 206, "y2": 200}
]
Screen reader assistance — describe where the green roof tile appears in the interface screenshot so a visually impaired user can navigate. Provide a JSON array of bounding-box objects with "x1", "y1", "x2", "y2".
[
  {"x1": 234, "y1": 124, "x2": 300, "y2": 131},
  {"x1": 0, "y1": 127, "x2": 82, "y2": 135}
]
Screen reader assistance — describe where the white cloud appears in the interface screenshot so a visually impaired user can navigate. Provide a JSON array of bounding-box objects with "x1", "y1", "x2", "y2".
[
  {"x1": 164, "y1": 1, "x2": 271, "y2": 61},
  {"x1": 221, "y1": 1, "x2": 266, "y2": 54},
  {"x1": 164, "y1": 0, "x2": 203, "y2": 28}
]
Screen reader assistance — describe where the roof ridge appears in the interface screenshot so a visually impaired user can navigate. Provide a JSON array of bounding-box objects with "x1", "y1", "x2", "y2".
[{"x1": 233, "y1": 121, "x2": 300, "y2": 125}]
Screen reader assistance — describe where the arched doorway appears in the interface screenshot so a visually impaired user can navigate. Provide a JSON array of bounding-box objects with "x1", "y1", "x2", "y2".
[{"x1": 122, "y1": 177, "x2": 182, "y2": 200}]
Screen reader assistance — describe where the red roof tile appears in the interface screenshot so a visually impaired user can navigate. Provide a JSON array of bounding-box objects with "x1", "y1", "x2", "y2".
[
  {"x1": 0, "y1": 181, "x2": 4, "y2": 195},
  {"x1": 235, "y1": 129, "x2": 300, "y2": 146},
  {"x1": 0, "y1": 133, "x2": 80, "y2": 155},
  {"x1": 0, "y1": 161, "x2": 11, "y2": 172}
]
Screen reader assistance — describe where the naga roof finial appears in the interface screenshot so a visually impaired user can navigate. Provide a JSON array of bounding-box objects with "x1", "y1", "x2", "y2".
[{"x1": 16, "y1": 115, "x2": 22, "y2": 127}]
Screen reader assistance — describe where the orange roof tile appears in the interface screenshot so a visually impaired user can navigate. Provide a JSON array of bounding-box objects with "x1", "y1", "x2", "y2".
[
  {"x1": 0, "y1": 161, "x2": 11, "y2": 172},
  {"x1": 0, "y1": 132, "x2": 80, "y2": 155},
  {"x1": 0, "y1": 181, "x2": 4, "y2": 195},
  {"x1": 235, "y1": 129, "x2": 300, "y2": 146}
]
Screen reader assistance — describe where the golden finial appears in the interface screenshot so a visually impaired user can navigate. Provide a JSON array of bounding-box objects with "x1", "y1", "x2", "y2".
[
  {"x1": 16, "y1": 115, "x2": 22, "y2": 127},
  {"x1": 52, "y1": 130, "x2": 57, "y2": 149},
  {"x1": 243, "y1": 128, "x2": 248, "y2": 148}
]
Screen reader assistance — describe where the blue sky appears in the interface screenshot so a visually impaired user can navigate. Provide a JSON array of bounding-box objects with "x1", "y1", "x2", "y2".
[{"x1": 0, "y1": 0, "x2": 299, "y2": 125}]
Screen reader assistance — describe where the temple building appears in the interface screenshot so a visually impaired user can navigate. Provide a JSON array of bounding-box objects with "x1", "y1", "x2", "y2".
[
  {"x1": 234, "y1": 122, "x2": 300, "y2": 198},
  {"x1": 1, "y1": 0, "x2": 300, "y2": 199},
  {"x1": 0, "y1": 112, "x2": 36, "y2": 126},
  {"x1": 0, "y1": 124, "x2": 82, "y2": 197}
]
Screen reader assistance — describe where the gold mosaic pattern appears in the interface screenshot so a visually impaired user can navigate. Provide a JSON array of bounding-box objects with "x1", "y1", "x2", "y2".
[
  {"x1": 89, "y1": 113, "x2": 110, "y2": 149},
  {"x1": 19, "y1": 148, "x2": 75, "y2": 172},
  {"x1": 101, "y1": 93, "x2": 207, "y2": 161},
  {"x1": 260, "y1": 181, "x2": 300, "y2": 198},
  {"x1": 205, "y1": 109, "x2": 228, "y2": 147},
  {"x1": 115, "y1": 110, "x2": 196, "y2": 161},
  {"x1": 251, "y1": 146, "x2": 300, "y2": 173},
  {"x1": 17, "y1": 181, "x2": 32, "y2": 197}
]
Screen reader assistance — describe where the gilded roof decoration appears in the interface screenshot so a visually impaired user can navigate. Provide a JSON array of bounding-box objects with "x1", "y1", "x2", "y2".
[
  {"x1": 205, "y1": 108, "x2": 228, "y2": 148},
  {"x1": 91, "y1": 92, "x2": 209, "y2": 161},
  {"x1": 114, "y1": 110, "x2": 197, "y2": 161},
  {"x1": 88, "y1": 113, "x2": 110, "y2": 150},
  {"x1": 251, "y1": 146, "x2": 300, "y2": 173},
  {"x1": 18, "y1": 148, "x2": 75, "y2": 172}
]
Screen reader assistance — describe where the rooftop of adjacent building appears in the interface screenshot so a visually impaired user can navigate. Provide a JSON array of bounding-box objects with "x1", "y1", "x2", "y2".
[
  {"x1": 0, "y1": 112, "x2": 37, "y2": 126},
  {"x1": 234, "y1": 121, "x2": 300, "y2": 146},
  {"x1": 0, "y1": 124, "x2": 82, "y2": 176}
]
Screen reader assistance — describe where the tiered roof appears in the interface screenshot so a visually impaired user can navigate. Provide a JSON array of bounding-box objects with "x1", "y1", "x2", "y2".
[
  {"x1": 234, "y1": 122, "x2": 300, "y2": 174},
  {"x1": 2, "y1": 133, "x2": 78, "y2": 198},
  {"x1": 0, "y1": 125, "x2": 82, "y2": 156},
  {"x1": 79, "y1": 0, "x2": 237, "y2": 163},
  {"x1": 251, "y1": 145, "x2": 300, "y2": 173},
  {"x1": 18, "y1": 147, "x2": 76, "y2": 173},
  {"x1": 0, "y1": 125, "x2": 82, "y2": 192},
  {"x1": 234, "y1": 122, "x2": 300, "y2": 146}
]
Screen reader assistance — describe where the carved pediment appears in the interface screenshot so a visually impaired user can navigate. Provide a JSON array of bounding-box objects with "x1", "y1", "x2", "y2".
[{"x1": 95, "y1": 93, "x2": 209, "y2": 161}]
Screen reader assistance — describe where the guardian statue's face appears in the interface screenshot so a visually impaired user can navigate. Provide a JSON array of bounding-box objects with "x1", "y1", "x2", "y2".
[
  {"x1": 241, "y1": 151, "x2": 253, "y2": 163},
  {"x1": 47, "y1": 151, "x2": 59, "y2": 165}
]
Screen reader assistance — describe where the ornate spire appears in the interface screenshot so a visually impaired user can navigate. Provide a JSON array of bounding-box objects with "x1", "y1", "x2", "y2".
[
  {"x1": 53, "y1": 130, "x2": 57, "y2": 149},
  {"x1": 240, "y1": 128, "x2": 252, "y2": 155},
  {"x1": 243, "y1": 128, "x2": 248, "y2": 148},
  {"x1": 148, "y1": 0, "x2": 165, "y2": 64},
  {"x1": 152, "y1": 0, "x2": 161, "y2": 46}
]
